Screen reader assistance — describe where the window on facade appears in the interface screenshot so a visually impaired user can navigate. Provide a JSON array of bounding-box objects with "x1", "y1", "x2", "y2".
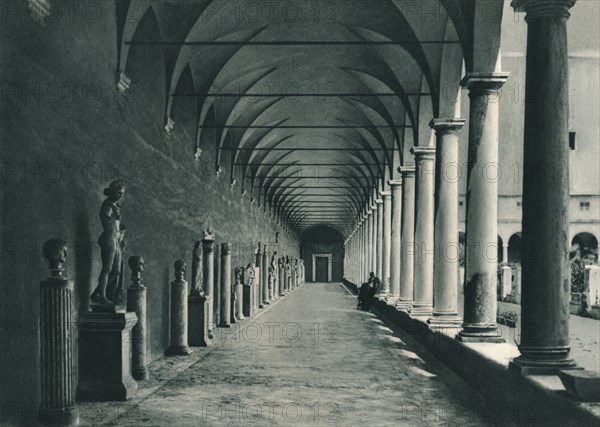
[
  {"x1": 459, "y1": 201, "x2": 464, "y2": 207},
  {"x1": 517, "y1": 201, "x2": 522, "y2": 207},
  {"x1": 580, "y1": 201, "x2": 590, "y2": 211}
]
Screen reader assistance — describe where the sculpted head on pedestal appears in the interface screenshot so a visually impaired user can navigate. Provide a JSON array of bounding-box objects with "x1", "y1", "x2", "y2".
[
  {"x1": 128, "y1": 255, "x2": 144, "y2": 274},
  {"x1": 43, "y1": 239, "x2": 68, "y2": 277},
  {"x1": 235, "y1": 267, "x2": 243, "y2": 283}
]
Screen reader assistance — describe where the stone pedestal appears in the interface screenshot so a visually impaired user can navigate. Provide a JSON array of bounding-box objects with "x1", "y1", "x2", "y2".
[
  {"x1": 220, "y1": 243, "x2": 232, "y2": 328},
  {"x1": 411, "y1": 146, "x2": 436, "y2": 317},
  {"x1": 514, "y1": 266, "x2": 522, "y2": 304},
  {"x1": 166, "y1": 260, "x2": 192, "y2": 355},
  {"x1": 127, "y1": 276, "x2": 148, "y2": 381},
  {"x1": 39, "y1": 240, "x2": 79, "y2": 425},
  {"x1": 235, "y1": 278, "x2": 244, "y2": 321},
  {"x1": 202, "y1": 232, "x2": 216, "y2": 338},
  {"x1": 254, "y1": 266, "x2": 261, "y2": 310},
  {"x1": 457, "y1": 72, "x2": 509, "y2": 343},
  {"x1": 188, "y1": 294, "x2": 209, "y2": 347},
  {"x1": 243, "y1": 284, "x2": 253, "y2": 317},
  {"x1": 278, "y1": 259, "x2": 286, "y2": 296},
  {"x1": 500, "y1": 266, "x2": 512, "y2": 300},
  {"x1": 585, "y1": 265, "x2": 600, "y2": 311},
  {"x1": 397, "y1": 166, "x2": 415, "y2": 311},
  {"x1": 77, "y1": 312, "x2": 138, "y2": 401}
]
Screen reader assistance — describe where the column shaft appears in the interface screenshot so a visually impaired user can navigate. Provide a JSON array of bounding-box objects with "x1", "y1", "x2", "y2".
[
  {"x1": 202, "y1": 235, "x2": 215, "y2": 338},
  {"x1": 429, "y1": 118, "x2": 465, "y2": 333},
  {"x1": 510, "y1": 0, "x2": 577, "y2": 373},
  {"x1": 397, "y1": 167, "x2": 416, "y2": 311},
  {"x1": 411, "y1": 146, "x2": 436, "y2": 317},
  {"x1": 388, "y1": 181, "x2": 402, "y2": 304},
  {"x1": 457, "y1": 72, "x2": 509, "y2": 342}
]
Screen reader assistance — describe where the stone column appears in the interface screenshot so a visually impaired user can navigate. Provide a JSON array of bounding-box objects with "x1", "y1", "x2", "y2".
[
  {"x1": 202, "y1": 231, "x2": 216, "y2": 338},
  {"x1": 376, "y1": 197, "x2": 384, "y2": 282},
  {"x1": 457, "y1": 72, "x2": 510, "y2": 343},
  {"x1": 428, "y1": 118, "x2": 465, "y2": 334},
  {"x1": 166, "y1": 259, "x2": 192, "y2": 355},
  {"x1": 381, "y1": 191, "x2": 392, "y2": 297},
  {"x1": 219, "y1": 243, "x2": 232, "y2": 328},
  {"x1": 373, "y1": 202, "x2": 380, "y2": 275},
  {"x1": 502, "y1": 243, "x2": 509, "y2": 265},
  {"x1": 256, "y1": 244, "x2": 263, "y2": 309},
  {"x1": 411, "y1": 146, "x2": 436, "y2": 317},
  {"x1": 397, "y1": 166, "x2": 416, "y2": 311},
  {"x1": 387, "y1": 181, "x2": 402, "y2": 305},
  {"x1": 127, "y1": 256, "x2": 149, "y2": 380},
  {"x1": 365, "y1": 210, "x2": 377, "y2": 278},
  {"x1": 509, "y1": 0, "x2": 578, "y2": 373},
  {"x1": 39, "y1": 239, "x2": 78, "y2": 425},
  {"x1": 262, "y1": 246, "x2": 270, "y2": 305}
]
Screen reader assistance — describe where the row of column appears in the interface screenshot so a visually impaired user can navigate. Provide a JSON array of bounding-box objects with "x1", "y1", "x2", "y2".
[{"x1": 345, "y1": 0, "x2": 578, "y2": 374}]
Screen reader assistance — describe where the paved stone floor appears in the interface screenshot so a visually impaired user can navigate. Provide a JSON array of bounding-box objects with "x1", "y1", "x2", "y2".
[{"x1": 81, "y1": 283, "x2": 511, "y2": 426}]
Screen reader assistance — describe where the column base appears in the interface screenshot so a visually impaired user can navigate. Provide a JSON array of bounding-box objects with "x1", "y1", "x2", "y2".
[
  {"x1": 132, "y1": 367, "x2": 149, "y2": 381},
  {"x1": 376, "y1": 292, "x2": 389, "y2": 301},
  {"x1": 509, "y1": 345, "x2": 580, "y2": 375},
  {"x1": 456, "y1": 323, "x2": 505, "y2": 343},
  {"x1": 263, "y1": 300, "x2": 271, "y2": 305},
  {"x1": 410, "y1": 303, "x2": 433, "y2": 317},
  {"x1": 218, "y1": 322, "x2": 232, "y2": 329},
  {"x1": 385, "y1": 296, "x2": 398, "y2": 306},
  {"x1": 427, "y1": 315, "x2": 463, "y2": 336},
  {"x1": 39, "y1": 405, "x2": 79, "y2": 426},
  {"x1": 395, "y1": 299, "x2": 412, "y2": 312}
]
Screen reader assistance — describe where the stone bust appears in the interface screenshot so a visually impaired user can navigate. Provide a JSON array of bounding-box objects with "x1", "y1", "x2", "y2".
[{"x1": 42, "y1": 239, "x2": 68, "y2": 278}]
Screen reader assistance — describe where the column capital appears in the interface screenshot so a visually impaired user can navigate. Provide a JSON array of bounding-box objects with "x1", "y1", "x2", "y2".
[
  {"x1": 380, "y1": 191, "x2": 392, "y2": 199},
  {"x1": 367, "y1": 209, "x2": 373, "y2": 215},
  {"x1": 375, "y1": 198, "x2": 384, "y2": 205},
  {"x1": 388, "y1": 179, "x2": 403, "y2": 187},
  {"x1": 460, "y1": 72, "x2": 510, "y2": 95},
  {"x1": 411, "y1": 145, "x2": 436, "y2": 161},
  {"x1": 429, "y1": 118, "x2": 466, "y2": 134},
  {"x1": 511, "y1": 0, "x2": 576, "y2": 20},
  {"x1": 398, "y1": 165, "x2": 416, "y2": 176}
]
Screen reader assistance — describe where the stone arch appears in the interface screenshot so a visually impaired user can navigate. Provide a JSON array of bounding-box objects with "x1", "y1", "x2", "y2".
[
  {"x1": 508, "y1": 232, "x2": 522, "y2": 264},
  {"x1": 571, "y1": 232, "x2": 599, "y2": 259}
]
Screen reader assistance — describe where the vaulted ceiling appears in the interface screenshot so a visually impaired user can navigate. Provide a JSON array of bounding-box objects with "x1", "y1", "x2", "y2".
[{"x1": 116, "y1": 0, "x2": 501, "y2": 238}]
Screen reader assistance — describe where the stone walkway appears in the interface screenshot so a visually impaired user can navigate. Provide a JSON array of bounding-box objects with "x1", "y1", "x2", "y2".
[{"x1": 81, "y1": 283, "x2": 511, "y2": 426}]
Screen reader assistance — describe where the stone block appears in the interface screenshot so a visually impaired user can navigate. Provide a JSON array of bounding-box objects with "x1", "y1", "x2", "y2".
[
  {"x1": 77, "y1": 312, "x2": 138, "y2": 401},
  {"x1": 558, "y1": 370, "x2": 600, "y2": 401},
  {"x1": 188, "y1": 295, "x2": 210, "y2": 347}
]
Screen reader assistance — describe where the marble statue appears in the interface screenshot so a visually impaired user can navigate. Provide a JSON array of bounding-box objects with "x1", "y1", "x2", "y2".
[
  {"x1": 190, "y1": 240, "x2": 203, "y2": 296},
  {"x1": 128, "y1": 255, "x2": 144, "y2": 283},
  {"x1": 244, "y1": 263, "x2": 255, "y2": 286},
  {"x1": 91, "y1": 180, "x2": 126, "y2": 309},
  {"x1": 174, "y1": 259, "x2": 186, "y2": 280}
]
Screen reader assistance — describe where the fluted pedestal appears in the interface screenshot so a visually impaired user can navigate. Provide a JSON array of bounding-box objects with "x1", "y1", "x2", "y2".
[
  {"x1": 39, "y1": 257, "x2": 78, "y2": 425},
  {"x1": 77, "y1": 312, "x2": 138, "y2": 401},
  {"x1": 411, "y1": 146, "x2": 436, "y2": 317},
  {"x1": 457, "y1": 72, "x2": 509, "y2": 343},
  {"x1": 509, "y1": 0, "x2": 578, "y2": 373}
]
